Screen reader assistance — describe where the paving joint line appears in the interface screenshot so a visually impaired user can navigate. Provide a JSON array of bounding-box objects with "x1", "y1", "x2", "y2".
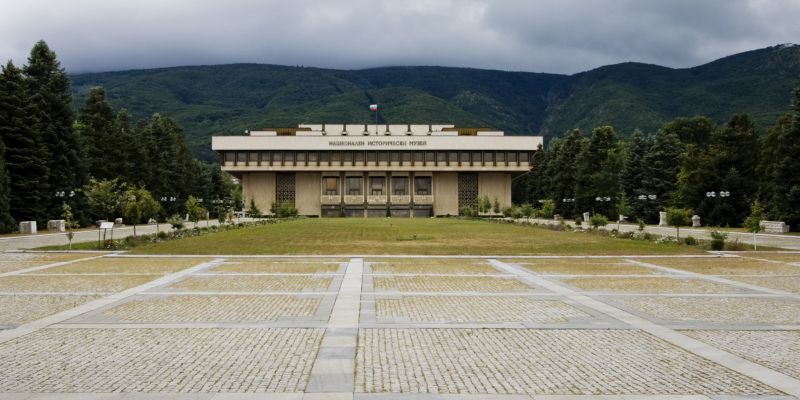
[
  {"x1": 490, "y1": 258, "x2": 800, "y2": 398},
  {"x1": 0, "y1": 253, "x2": 113, "y2": 278}
]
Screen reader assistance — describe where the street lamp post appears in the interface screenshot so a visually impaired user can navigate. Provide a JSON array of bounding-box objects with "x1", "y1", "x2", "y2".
[{"x1": 706, "y1": 190, "x2": 731, "y2": 226}]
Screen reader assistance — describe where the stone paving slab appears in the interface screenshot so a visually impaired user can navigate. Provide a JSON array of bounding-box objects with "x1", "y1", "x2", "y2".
[
  {"x1": 355, "y1": 328, "x2": 780, "y2": 395},
  {"x1": 372, "y1": 276, "x2": 533, "y2": 292},
  {"x1": 373, "y1": 296, "x2": 591, "y2": 323},
  {"x1": 0, "y1": 274, "x2": 158, "y2": 293},
  {"x1": 37, "y1": 257, "x2": 210, "y2": 274},
  {"x1": 81, "y1": 294, "x2": 328, "y2": 323},
  {"x1": 0, "y1": 328, "x2": 324, "y2": 393},
  {"x1": 368, "y1": 260, "x2": 501, "y2": 275},
  {"x1": 726, "y1": 276, "x2": 800, "y2": 294},
  {"x1": 0, "y1": 294, "x2": 101, "y2": 326},
  {"x1": 613, "y1": 296, "x2": 800, "y2": 325},
  {"x1": 505, "y1": 259, "x2": 659, "y2": 276},
  {"x1": 637, "y1": 257, "x2": 800, "y2": 276},
  {"x1": 211, "y1": 261, "x2": 345, "y2": 274},
  {"x1": 561, "y1": 276, "x2": 745, "y2": 294},
  {"x1": 167, "y1": 275, "x2": 335, "y2": 292},
  {"x1": 684, "y1": 330, "x2": 800, "y2": 380}
]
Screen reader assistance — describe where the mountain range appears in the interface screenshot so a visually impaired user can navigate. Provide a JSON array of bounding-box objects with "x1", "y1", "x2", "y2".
[{"x1": 69, "y1": 44, "x2": 800, "y2": 161}]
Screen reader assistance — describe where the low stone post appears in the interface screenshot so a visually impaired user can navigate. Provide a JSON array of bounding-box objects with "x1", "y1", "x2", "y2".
[
  {"x1": 19, "y1": 221, "x2": 37, "y2": 234},
  {"x1": 658, "y1": 211, "x2": 668, "y2": 227},
  {"x1": 691, "y1": 215, "x2": 701, "y2": 228}
]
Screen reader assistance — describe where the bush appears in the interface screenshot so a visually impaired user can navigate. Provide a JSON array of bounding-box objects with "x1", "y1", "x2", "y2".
[
  {"x1": 684, "y1": 236, "x2": 698, "y2": 246},
  {"x1": 589, "y1": 213, "x2": 609, "y2": 229},
  {"x1": 459, "y1": 206, "x2": 476, "y2": 218},
  {"x1": 275, "y1": 202, "x2": 298, "y2": 218},
  {"x1": 520, "y1": 203, "x2": 535, "y2": 218},
  {"x1": 710, "y1": 230, "x2": 727, "y2": 251},
  {"x1": 538, "y1": 200, "x2": 555, "y2": 219},
  {"x1": 157, "y1": 231, "x2": 168, "y2": 240},
  {"x1": 167, "y1": 214, "x2": 184, "y2": 230}
]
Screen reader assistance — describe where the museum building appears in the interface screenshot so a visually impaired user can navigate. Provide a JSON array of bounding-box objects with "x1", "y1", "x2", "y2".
[{"x1": 212, "y1": 124, "x2": 542, "y2": 217}]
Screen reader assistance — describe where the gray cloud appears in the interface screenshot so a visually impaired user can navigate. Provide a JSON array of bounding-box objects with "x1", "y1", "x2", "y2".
[{"x1": 0, "y1": 0, "x2": 798, "y2": 74}]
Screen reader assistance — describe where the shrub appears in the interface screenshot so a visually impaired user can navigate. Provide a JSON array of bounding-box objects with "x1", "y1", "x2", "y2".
[
  {"x1": 493, "y1": 198, "x2": 501, "y2": 214},
  {"x1": 520, "y1": 203, "x2": 535, "y2": 218},
  {"x1": 589, "y1": 213, "x2": 609, "y2": 229},
  {"x1": 157, "y1": 231, "x2": 168, "y2": 240},
  {"x1": 710, "y1": 230, "x2": 727, "y2": 251},
  {"x1": 459, "y1": 206, "x2": 476, "y2": 218},
  {"x1": 538, "y1": 200, "x2": 555, "y2": 219},
  {"x1": 684, "y1": 236, "x2": 698, "y2": 246},
  {"x1": 167, "y1": 214, "x2": 184, "y2": 230},
  {"x1": 275, "y1": 202, "x2": 298, "y2": 218}
]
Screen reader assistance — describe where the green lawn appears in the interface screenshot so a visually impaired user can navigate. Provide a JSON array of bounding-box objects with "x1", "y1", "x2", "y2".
[{"x1": 128, "y1": 218, "x2": 704, "y2": 255}]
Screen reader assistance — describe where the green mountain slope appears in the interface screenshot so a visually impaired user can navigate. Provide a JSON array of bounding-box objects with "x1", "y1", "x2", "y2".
[{"x1": 69, "y1": 44, "x2": 800, "y2": 161}]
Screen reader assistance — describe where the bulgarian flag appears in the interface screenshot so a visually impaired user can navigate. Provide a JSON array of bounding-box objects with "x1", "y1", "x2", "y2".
[{"x1": 369, "y1": 104, "x2": 378, "y2": 112}]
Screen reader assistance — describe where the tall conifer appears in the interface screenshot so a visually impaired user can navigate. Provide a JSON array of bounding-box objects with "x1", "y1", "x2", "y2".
[{"x1": 0, "y1": 138, "x2": 15, "y2": 232}]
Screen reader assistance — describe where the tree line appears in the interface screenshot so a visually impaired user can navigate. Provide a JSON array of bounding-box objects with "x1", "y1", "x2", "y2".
[
  {"x1": 513, "y1": 88, "x2": 800, "y2": 230},
  {"x1": 0, "y1": 41, "x2": 235, "y2": 232}
]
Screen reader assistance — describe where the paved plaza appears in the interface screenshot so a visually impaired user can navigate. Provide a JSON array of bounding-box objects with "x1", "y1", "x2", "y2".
[{"x1": 0, "y1": 252, "x2": 799, "y2": 399}]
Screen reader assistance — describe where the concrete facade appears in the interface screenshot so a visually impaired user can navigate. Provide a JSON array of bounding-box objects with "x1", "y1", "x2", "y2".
[{"x1": 213, "y1": 124, "x2": 542, "y2": 217}]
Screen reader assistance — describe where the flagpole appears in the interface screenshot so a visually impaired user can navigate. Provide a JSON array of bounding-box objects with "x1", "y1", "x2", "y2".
[{"x1": 375, "y1": 105, "x2": 378, "y2": 135}]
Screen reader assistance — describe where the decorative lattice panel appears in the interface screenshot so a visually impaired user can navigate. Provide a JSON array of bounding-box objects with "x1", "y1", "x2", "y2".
[
  {"x1": 276, "y1": 173, "x2": 296, "y2": 205},
  {"x1": 458, "y1": 173, "x2": 478, "y2": 209}
]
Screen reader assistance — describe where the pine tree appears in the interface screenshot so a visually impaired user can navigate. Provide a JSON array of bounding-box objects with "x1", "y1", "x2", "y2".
[
  {"x1": 0, "y1": 137, "x2": 15, "y2": 232},
  {"x1": 639, "y1": 130, "x2": 683, "y2": 223},
  {"x1": 23, "y1": 41, "x2": 85, "y2": 219},
  {"x1": 766, "y1": 88, "x2": 800, "y2": 228},
  {"x1": 550, "y1": 129, "x2": 585, "y2": 218},
  {"x1": 707, "y1": 114, "x2": 760, "y2": 225},
  {"x1": 574, "y1": 126, "x2": 619, "y2": 218},
  {"x1": 77, "y1": 87, "x2": 123, "y2": 180},
  {"x1": 621, "y1": 130, "x2": 652, "y2": 221},
  {"x1": 758, "y1": 113, "x2": 792, "y2": 203},
  {"x1": 526, "y1": 143, "x2": 552, "y2": 204},
  {"x1": 0, "y1": 61, "x2": 50, "y2": 223}
]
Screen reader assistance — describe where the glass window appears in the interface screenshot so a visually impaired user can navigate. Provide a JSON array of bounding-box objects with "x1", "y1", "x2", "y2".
[
  {"x1": 319, "y1": 151, "x2": 329, "y2": 162},
  {"x1": 508, "y1": 152, "x2": 518, "y2": 162},
  {"x1": 449, "y1": 152, "x2": 458, "y2": 163},
  {"x1": 484, "y1": 152, "x2": 494, "y2": 162},
  {"x1": 249, "y1": 152, "x2": 259, "y2": 162},
  {"x1": 308, "y1": 152, "x2": 318, "y2": 162},
  {"x1": 367, "y1": 152, "x2": 377, "y2": 162},
  {"x1": 392, "y1": 176, "x2": 408, "y2": 195},
  {"x1": 297, "y1": 152, "x2": 306, "y2": 162},
  {"x1": 437, "y1": 152, "x2": 447, "y2": 163},
  {"x1": 355, "y1": 152, "x2": 364, "y2": 162},
  {"x1": 460, "y1": 152, "x2": 470, "y2": 163},
  {"x1": 378, "y1": 152, "x2": 388, "y2": 162},
  {"x1": 346, "y1": 176, "x2": 362, "y2": 195},
  {"x1": 224, "y1": 152, "x2": 234, "y2": 162},
  {"x1": 413, "y1": 152, "x2": 424, "y2": 163},
  {"x1": 273, "y1": 151, "x2": 282, "y2": 164},
  {"x1": 344, "y1": 152, "x2": 353, "y2": 163},
  {"x1": 323, "y1": 177, "x2": 339, "y2": 195},
  {"x1": 369, "y1": 176, "x2": 385, "y2": 195},
  {"x1": 425, "y1": 152, "x2": 435, "y2": 162},
  {"x1": 284, "y1": 152, "x2": 294, "y2": 163},
  {"x1": 401, "y1": 152, "x2": 412, "y2": 162},
  {"x1": 390, "y1": 152, "x2": 400, "y2": 162},
  {"x1": 237, "y1": 152, "x2": 247, "y2": 162},
  {"x1": 331, "y1": 152, "x2": 342, "y2": 162},
  {"x1": 472, "y1": 152, "x2": 481, "y2": 163},
  {"x1": 414, "y1": 176, "x2": 431, "y2": 195},
  {"x1": 496, "y1": 151, "x2": 506, "y2": 162},
  {"x1": 261, "y1": 152, "x2": 271, "y2": 163}
]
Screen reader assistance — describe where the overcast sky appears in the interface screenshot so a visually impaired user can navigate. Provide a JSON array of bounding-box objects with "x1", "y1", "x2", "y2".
[{"x1": 1, "y1": 0, "x2": 798, "y2": 74}]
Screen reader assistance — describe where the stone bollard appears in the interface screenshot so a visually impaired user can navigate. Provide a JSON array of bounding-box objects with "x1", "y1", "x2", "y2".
[
  {"x1": 659, "y1": 211, "x2": 668, "y2": 227},
  {"x1": 114, "y1": 218, "x2": 124, "y2": 226},
  {"x1": 19, "y1": 221, "x2": 37, "y2": 234},
  {"x1": 692, "y1": 215, "x2": 701, "y2": 228},
  {"x1": 582, "y1": 212, "x2": 590, "y2": 222},
  {"x1": 47, "y1": 219, "x2": 66, "y2": 232}
]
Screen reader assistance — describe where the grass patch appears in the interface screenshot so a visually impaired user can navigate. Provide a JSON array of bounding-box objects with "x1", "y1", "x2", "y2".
[{"x1": 125, "y1": 218, "x2": 705, "y2": 256}]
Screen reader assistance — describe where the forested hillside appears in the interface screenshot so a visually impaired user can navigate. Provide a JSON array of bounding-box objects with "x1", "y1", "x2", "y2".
[{"x1": 69, "y1": 44, "x2": 800, "y2": 161}]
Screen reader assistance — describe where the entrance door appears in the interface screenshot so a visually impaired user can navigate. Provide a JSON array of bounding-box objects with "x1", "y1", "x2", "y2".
[{"x1": 276, "y1": 173, "x2": 296, "y2": 206}]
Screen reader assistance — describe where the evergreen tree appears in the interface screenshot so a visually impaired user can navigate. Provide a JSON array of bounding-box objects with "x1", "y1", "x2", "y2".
[
  {"x1": 573, "y1": 126, "x2": 619, "y2": 218},
  {"x1": 525, "y1": 143, "x2": 552, "y2": 205},
  {"x1": 707, "y1": 114, "x2": 760, "y2": 225},
  {"x1": 639, "y1": 130, "x2": 683, "y2": 223},
  {"x1": 757, "y1": 113, "x2": 792, "y2": 202},
  {"x1": 0, "y1": 137, "x2": 15, "y2": 232},
  {"x1": 0, "y1": 61, "x2": 50, "y2": 223},
  {"x1": 765, "y1": 88, "x2": 800, "y2": 228},
  {"x1": 23, "y1": 41, "x2": 85, "y2": 219},
  {"x1": 550, "y1": 129, "x2": 584, "y2": 218},
  {"x1": 660, "y1": 116, "x2": 715, "y2": 146},
  {"x1": 77, "y1": 87, "x2": 117, "y2": 180},
  {"x1": 621, "y1": 130, "x2": 652, "y2": 221}
]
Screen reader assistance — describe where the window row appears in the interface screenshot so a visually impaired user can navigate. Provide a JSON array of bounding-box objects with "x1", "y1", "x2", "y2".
[
  {"x1": 221, "y1": 150, "x2": 533, "y2": 166},
  {"x1": 322, "y1": 176, "x2": 431, "y2": 196}
]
